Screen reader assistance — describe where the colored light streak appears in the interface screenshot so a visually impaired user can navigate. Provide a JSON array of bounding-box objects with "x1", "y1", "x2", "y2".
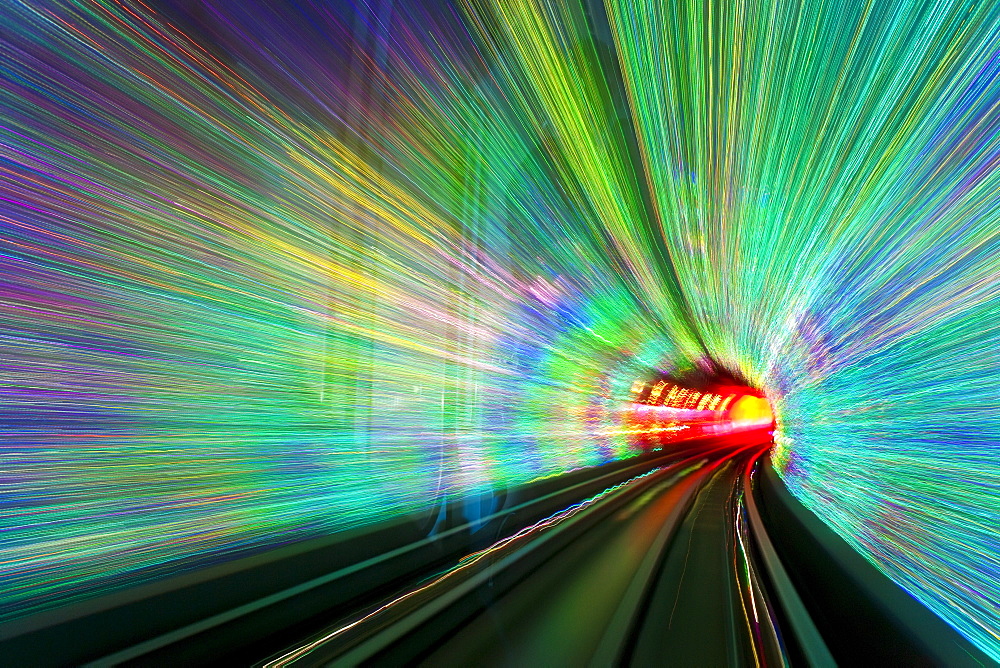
[
  {"x1": 0, "y1": 0, "x2": 997, "y2": 659},
  {"x1": 264, "y1": 465, "x2": 669, "y2": 667}
]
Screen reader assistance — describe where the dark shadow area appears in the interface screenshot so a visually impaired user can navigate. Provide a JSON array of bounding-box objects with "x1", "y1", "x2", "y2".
[{"x1": 756, "y1": 457, "x2": 992, "y2": 667}]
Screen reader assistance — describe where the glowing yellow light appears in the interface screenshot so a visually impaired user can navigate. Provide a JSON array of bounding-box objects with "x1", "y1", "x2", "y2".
[
  {"x1": 730, "y1": 396, "x2": 774, "y2": 425},
  {"x1": 648, "y1": 381, "x2": 667, "y2": 403}
]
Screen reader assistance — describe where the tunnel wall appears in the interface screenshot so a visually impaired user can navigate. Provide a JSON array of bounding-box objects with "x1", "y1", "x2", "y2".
[
  {"x1": 1, "y1": 0, "x2": 998, "y2": 660},
  {"x1": 0, "y1": 0, "x2": 696, "y2": 624},
  {"x1": 602, "y1": 0, "x2": 1000, "y2": 658}
]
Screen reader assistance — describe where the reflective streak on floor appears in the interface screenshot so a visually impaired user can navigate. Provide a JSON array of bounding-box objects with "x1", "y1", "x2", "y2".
[
  {"x1": 420, "y1": 452, "x2": 762, "y2": 667},
  {"x1": 629, "y1": 462, "x2": 748, "y2": 666}
]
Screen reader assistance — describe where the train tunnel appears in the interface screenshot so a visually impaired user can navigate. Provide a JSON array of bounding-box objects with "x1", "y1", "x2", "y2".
[{"x1": 1, "y1": 0, "x2": 998, "y2": 665}]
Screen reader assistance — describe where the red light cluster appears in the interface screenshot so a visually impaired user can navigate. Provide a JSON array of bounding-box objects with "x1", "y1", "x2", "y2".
[{"x1": 622, "y1": 379, "x2": 773, "y2": 452}]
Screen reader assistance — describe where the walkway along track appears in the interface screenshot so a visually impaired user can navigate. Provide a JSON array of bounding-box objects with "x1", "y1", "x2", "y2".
[{"x1": 259, "y1": 432, "x2": 834, "y2": 666}]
